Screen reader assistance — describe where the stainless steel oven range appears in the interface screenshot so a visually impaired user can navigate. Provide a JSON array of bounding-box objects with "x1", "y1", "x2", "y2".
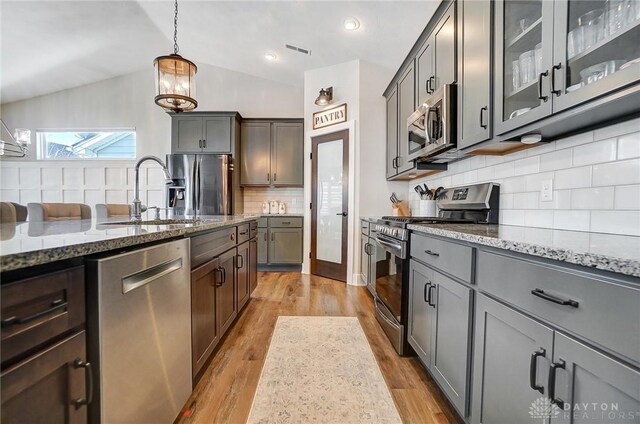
[{"x1": 373, "y1": 182, "x2": 500, "y2": 355}]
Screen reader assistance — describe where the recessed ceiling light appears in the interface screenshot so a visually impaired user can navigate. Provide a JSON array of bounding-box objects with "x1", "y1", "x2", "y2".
[
  {"x1": 344, "y1": 17, "x2": 360, "y2": 31},
  {"x1": 264, "y1": 52, "x2": 278, "y2": 61}
]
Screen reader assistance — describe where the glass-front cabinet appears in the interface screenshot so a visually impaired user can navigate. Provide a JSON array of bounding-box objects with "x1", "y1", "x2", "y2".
[
  {"x1": 496, "y1": 0, "x2": 640, "y2": 136},
  {"x1": 495, "y1": 0, "x2": 555, "y2": 135},
  {"x1": 552, "y1": 0, "x2": 640, "y2": 111}
]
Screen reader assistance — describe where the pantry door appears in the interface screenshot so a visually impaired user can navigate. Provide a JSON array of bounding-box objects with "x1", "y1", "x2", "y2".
[{"x1": 310, "y1": 129, "x2": 349, "y2": 282}]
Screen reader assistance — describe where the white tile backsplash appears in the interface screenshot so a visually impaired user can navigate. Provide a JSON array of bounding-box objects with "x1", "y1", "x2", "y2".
[
  {"x1": 409, "y1": 117, "x2": 640, "y2": 235},
  {"x1": 243, "y1": 187, "x2": 304, "y2": 214}
]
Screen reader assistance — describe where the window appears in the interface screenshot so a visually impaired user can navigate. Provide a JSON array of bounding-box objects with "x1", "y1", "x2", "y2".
[{"x1": 37, "y1": 129, "x2": 136, "y2": 159}]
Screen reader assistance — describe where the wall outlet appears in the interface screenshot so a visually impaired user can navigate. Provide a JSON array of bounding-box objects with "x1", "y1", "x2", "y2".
[{"x1": 541, "y1": 179, "x2": 553, "y2": 202}]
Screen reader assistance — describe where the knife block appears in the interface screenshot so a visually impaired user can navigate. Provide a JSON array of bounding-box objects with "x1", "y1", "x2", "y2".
[{"x1": 392, "y1": 201, "x2": 411, "y2": 217}]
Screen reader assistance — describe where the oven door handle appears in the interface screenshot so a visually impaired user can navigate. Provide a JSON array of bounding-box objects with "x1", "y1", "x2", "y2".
[
  {"x1": 375, "y1": 237, "x2": 405, "y2": 259},
  {"x1": 374, "y1": 298, "x2": 400, "y2": 330}
]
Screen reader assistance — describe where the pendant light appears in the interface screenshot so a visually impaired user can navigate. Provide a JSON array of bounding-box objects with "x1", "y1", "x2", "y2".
[{"x1": 154, "y1": 0, "x2": 197, "y2": 112}]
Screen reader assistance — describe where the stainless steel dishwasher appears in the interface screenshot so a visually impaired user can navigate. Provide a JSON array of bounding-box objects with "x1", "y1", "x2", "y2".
[{"x1": 86, "y1": 238, "x2": 191, "y2": 424}]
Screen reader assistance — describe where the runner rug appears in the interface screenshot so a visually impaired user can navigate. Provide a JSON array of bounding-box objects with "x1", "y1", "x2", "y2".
[{"x1": 247, "y1": 316, "x2": 402, "y2": 424}]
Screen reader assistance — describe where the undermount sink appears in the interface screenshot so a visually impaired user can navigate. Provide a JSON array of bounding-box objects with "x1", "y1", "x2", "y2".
[{"x1": 101, "y1": 218, "x2": 202, "y2": 226}]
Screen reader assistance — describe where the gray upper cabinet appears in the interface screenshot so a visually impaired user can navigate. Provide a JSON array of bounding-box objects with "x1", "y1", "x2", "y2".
[
  {"x1": 171, "y1": 114, "x2": 234, "y2": 153},
  {"x1": 271, "y1": 123, "x2": 304, "y2": 186},
  {"x1": 241, "y1": 120, "x2": 303, "y2": 187},
  {"x1": 495, "y1": 0, "x2": 556, "y2": 136},
  {"x1": 173, "y1": 116, "x2": 204, "y2": 153},
  {"x1": 551, "y1": 0, "x2": 640, "y2": 114},
  {"x1": 472, "y1": 294, "x2": 554, "y2": 424},
  {"x1": 416, "y1": 38, "x2": 434, "y2": 106},
  {"x1": 458, "y1": 0, "x2": 492, "y2": 149},
  {"x1": 408, "y1": 259, "x2": 435, "y2": 367},
  {"x1": 241, "y1": 122, "x2": 271, "y2": 186},
  {"x1": 433, "y1": 5, "x2": 457, "y2": 91},
  {"x1": 550, "y1": 332, "x2": 640, "y2": 424},
  {"x1": 430, "y1": 270, "x2": 472, "y2": 417},
  {"x1": 385, "y1": 87, "x2": 399, "y2": 179},
  {"x1": 397, "y1": 62, "x2": 416, "y2": 175}
]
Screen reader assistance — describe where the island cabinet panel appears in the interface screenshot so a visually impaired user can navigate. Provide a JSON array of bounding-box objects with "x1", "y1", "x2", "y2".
[
  {"x1": 190, "y1": 257, "x2": 220, "y2": 377},
  {"x1": 471, "y1": 294, "x2": 554, "y2": 424},
  {"x1": 217, "y1": 248, "x2": 238, "y2": 336},
  {"x1": 249, "y1": 237, "x2": 258, "y2": 294},
  {"x1": 237, "y1": 242, "x2": 250, "y2": 311},
  {"x1": 1, "y1": 266, "x2": 85, "y2": 365}
]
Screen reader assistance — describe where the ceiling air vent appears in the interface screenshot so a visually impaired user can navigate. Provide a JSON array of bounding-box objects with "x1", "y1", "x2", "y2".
[{"x1": 285, "y1": 44, "x2": 311, "y2": 55}]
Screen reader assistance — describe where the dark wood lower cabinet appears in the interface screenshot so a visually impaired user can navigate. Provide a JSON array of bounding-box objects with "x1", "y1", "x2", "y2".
[
  {"x1": 237, "y1": 242, "x2": 250, "y2": 310},
  {"x1": 216, "y1": 248, "x2": 238, "y2": 337},
  {"x1": 1, "y1": 331, "x2": 89, "y2": 424},
  {"x1": 190, "y1": 257, "x2": 220, "y2": 377}
]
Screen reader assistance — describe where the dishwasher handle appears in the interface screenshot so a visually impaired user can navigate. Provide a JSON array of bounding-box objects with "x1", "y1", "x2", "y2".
[{"x1": 121, "y1": 257, "x2": 183, "y2": 294}]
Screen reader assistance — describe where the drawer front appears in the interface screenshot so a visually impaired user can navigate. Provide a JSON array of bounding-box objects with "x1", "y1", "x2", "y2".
[
  {"x1": 410, "y1": 234, "x2": 473, "y2": 283},
  {"x1": 237, "y1": 224, "x2": 250, "y2": 244},
  {"x1": 477, "y1": 250, "x2": 640, "y2": 364},
  {"x1": 191, "y1": 227, "x2": 237, "y2": 268},
  {"x1": 249, "y1": 221, "x2": 258, "y2": 239},
  {"x1": 269, "y1": 217, "x2": 303, "y2": 228},
  {"x1": 361, "y1": 220, "x2": 370, "y2": 236},
  {"x1": 257, "y1": 217, "x2": 268, "y2": 228},
  {"x1": 1, "y1": 266, "x2": 85, "y2": 365}
]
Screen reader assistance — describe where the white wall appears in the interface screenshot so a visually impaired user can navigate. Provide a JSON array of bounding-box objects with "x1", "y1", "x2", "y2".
[
  {"x1": 302, "y1": 60, "x2": 404, "y2": 284},
  {"x1": 407, "y1": 117, "x2": 640, "y2": 236},
  {"x1": 0, "y1": 62, "x2": 303, "y2": 212}
]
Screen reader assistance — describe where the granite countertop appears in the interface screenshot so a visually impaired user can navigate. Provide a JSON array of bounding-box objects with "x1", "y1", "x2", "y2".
[
  {"x1": 0, "y1": 215, "x2": 260, "y2": 272},
  {"x1": 260, "y1": 214, "x2": 304, "y2": 217},
  {"x1": 408, "y1": 223, "x2": 640, "y2": 278}
]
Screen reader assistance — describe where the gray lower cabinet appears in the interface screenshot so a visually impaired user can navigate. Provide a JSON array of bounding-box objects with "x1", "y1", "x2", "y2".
[
  {"x1": 171, "y1": 114, "x2": 234, "y2": 153},
  {"x1": 409, "y1": 258, "x2": 472, "y2": 417},
  {"x1": 240, "y1": 120, "x2": 303, "y2": 187},
  {"x1": 269, "y1": 228, "x2": 303, "y2": 264},
  {"x1": 257, "y1": 228, "x2": 268, "y2": 265},
  {"x1": 408, "y1": 259, "x2": 435, "y2": 367},
  {"x1": 472, "y1": 293, "x2": 554, "y2": 424},
  {"x1": 430, "y1": 270, "x2": 472, "y2": 417},
  {"x1": 550, "y1": 333, "x2": 640, "y2": 424},
  {"x1": 457, "y1": 0, "x2": 492, "y2": 149},
  {"x1": 360, "y1": 234, "x2": 370, "y2": 286}
]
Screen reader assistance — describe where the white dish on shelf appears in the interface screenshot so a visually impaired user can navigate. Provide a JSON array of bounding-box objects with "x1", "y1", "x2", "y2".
[
  {"x1": 509, "y1": 107, "x2": 532, "y2": 119},
  {"x1": 566, "y1": 83, "x2": 583, "y2": 92}
]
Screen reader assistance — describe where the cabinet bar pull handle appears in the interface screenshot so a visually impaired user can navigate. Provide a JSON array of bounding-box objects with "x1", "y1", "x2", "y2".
[
  {"x1": 427, "y1": 284, "x2": 436, "y2": 308},
  {"x1": 538, "y1": 70, "x2": 549, "y2": 102},
  {"x1": 271, "y1": 232, "x2": 275, "y2": 241},
  {"x1": 73, "y1": 358, "x2": 94, "y2": 408},
  {"x1": 203, "y1": 140, "x2": 206, "y2": 148},
  {"x1": 214, "y1": 267, "x2": 224, "y2": 287},
  {"x1": 239, "y1": 230, "x2": 248, "y2": 235},
  {"x1": 548, "y1": 359, "x2": 566, "y2": 409},
  {"x1": 264, "y1": 232, "x2": 267, "y2": 241},
  {"x1": 529, "y1": 348, "x2": 546, "y2": 394},
  {"x1": 236, "y1": 254, "x2": 244, "y2": 269},
  {"x1": 424, "y1": 249, "x2": 440, "y2": 257},
  {"x1": 531, "y1": 288, "x2": 579, "y2": 308},
  {"x1": 479, "y1": 106, "x2": 488, "y2": 129},
  {"x1": 267, "y1": 173, "x2": 270, "y2": 182},
  {"x1": 198, "y1": 140, "x2": 202, "y2": 148},
  {"x1": 551, "y1": 63, "x2": 562, "y2": 96},
  {"x1": 1, "y1": 299, "x2": 68, "y2": 328},
  {"x1": 274, "y1": 173, "x2": 277, "y2": 182},
  {"x1": 423, "y1": 282, "x2": 430, "y2": 303}
]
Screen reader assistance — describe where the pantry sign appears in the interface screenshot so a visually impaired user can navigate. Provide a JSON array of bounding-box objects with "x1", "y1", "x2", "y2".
[{"x1": 313, "y1": 104, "x2": 347, "y2": 130}]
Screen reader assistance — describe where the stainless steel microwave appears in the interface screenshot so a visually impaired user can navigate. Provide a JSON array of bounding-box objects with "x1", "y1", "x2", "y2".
[{"x1": 407, "y1": 84, "x2": 456, "y2": 161}]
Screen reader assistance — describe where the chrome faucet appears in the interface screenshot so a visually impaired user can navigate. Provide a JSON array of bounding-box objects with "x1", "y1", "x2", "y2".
[{"x1": 131, "y1": 156, "x2": 172, "y2": 220}]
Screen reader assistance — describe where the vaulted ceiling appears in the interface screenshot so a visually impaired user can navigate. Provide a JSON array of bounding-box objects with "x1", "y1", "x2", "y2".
[{"x1": 1, "y1": 0, "x2": 439, "y2": 104}]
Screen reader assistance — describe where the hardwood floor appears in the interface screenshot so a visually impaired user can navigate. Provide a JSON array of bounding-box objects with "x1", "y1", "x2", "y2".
[{"x1": 177, "y1": 272, "x2": 460, "y2": 424}]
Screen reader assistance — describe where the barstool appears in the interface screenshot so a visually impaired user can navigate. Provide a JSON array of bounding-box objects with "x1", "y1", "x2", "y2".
[
  {"x1": 27, "y1": 203, "x2": 91, "y2": 221},
  {"x1": 95, "y1": 204, "x2": 131, "y2": 219}
]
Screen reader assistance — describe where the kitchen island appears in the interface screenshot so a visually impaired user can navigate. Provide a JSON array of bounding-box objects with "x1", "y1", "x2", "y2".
[{"x1": 0, "y1": 215, "x2": 259, "y2": 424}]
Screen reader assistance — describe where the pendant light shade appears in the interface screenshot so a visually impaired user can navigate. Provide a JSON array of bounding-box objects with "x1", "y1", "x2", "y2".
[
  {"x1": 315, "y1": 87, "x2": 333, "y2": 106},
  {"x1": 153, "y1": 0, "x2": 197, "y2": 113},
  {"x1": 154, "y1": 54, "x2": 197, "y2": 112}
]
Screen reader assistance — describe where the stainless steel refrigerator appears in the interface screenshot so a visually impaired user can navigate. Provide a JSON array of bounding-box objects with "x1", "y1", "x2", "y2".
[{"x1": 166, "y1": 154, "x2": 233, "y2": 215}]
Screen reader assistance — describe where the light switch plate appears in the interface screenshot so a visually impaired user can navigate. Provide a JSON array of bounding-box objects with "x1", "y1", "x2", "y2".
[{"x1": 541, "y1": 179, "x2": 553, "y2": 201}]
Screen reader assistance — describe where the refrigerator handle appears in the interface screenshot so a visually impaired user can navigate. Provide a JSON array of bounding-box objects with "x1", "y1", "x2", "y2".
[{"x1": 195, "y1": 157, "x2": 201, "y2": 215}]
